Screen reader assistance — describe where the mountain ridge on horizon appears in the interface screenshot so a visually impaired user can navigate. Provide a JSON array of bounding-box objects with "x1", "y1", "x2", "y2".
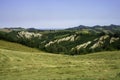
[{"x1": 1, "y1": 24, "x2": 120, "y2": 30}]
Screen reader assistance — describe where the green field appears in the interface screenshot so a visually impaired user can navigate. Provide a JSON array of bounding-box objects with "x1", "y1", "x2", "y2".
[{"x1": 0, "y1": 40, "x2": 120, "y2": 80}]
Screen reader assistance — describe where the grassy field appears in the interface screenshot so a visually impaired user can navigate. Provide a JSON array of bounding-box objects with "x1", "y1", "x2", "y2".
[{"x1": 0, "y1": 40, "x2": 120, "y2": 80}]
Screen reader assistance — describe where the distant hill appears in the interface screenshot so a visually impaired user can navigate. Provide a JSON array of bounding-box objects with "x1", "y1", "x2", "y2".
[
  {"x1": 0, "y1": 27, "x2": 25, "y2": 32},
  {"x1": 66, "y1": 25, "x2": 89, "y2": 30},
  {"x1": 67, "y1": 24, "x2": 120, "y2": 31}
]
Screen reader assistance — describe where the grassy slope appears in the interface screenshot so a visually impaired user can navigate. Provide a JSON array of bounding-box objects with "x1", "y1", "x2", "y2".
[
  {"x1": 0, "y1": 40, "x2": 120, "y2": 80},
  {"x1": 0, "y1": 40, "x2": 40, "y2": 52}
]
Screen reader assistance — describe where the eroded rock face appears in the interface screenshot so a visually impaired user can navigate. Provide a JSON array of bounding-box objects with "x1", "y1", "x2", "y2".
[
  {"x1": 45, "y1": 35, "x2": 76, "y2": 47},
  {"x1": 110, "y1": 37, "x2": 119, "y2": 44},
  {"x1": 72, "y1": 41, "x2": 91, "y2": 50},
  {"x1": 90, "y1": 35, "x2": 109, "y2": 49},
  {"x1": 17, "y1": 31, "x2": 42, "y2": 39}
]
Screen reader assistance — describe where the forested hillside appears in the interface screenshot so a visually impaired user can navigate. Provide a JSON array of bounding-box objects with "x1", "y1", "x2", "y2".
[{"x1": 0, "y1": 25, "x2": 120, "y2": 55}]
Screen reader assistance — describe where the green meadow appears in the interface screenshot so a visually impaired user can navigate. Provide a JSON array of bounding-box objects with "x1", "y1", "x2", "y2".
[{"x1": 0, "y1": 40, "x2": 120, "y2": 80}]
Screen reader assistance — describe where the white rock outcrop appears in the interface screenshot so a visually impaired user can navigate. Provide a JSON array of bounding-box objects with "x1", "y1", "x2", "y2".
[
  {"x1": 45, "y1": 35, "x2": 76, "y2": 47},
  {"x1": 90, "y1": 35, "x2": 109, "y2": 49},
  {"x1": 17, "y1": 31, "x2": 42, "y2": 39},
  {"x1": 110, "y1": 37, "x2": 119, "y2": 43}
]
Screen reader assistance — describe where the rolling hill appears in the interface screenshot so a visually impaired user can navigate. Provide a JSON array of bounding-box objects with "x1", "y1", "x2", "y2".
[
  {"x1": 0, "y1": 24, "x2": 120, "y2": 55},
  {"x1": 0, "y1": 40, "x2": 120, "y2": 80}
]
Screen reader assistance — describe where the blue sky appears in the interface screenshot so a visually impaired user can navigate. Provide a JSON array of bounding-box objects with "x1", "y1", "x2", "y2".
[{"x1": 0, "y1": 0, "x2": 120, "y2": 29}]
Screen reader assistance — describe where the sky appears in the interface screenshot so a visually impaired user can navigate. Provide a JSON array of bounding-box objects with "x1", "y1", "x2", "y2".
[{"x1": 0, "y1": 0, "x2": 120, "y2": 29}]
